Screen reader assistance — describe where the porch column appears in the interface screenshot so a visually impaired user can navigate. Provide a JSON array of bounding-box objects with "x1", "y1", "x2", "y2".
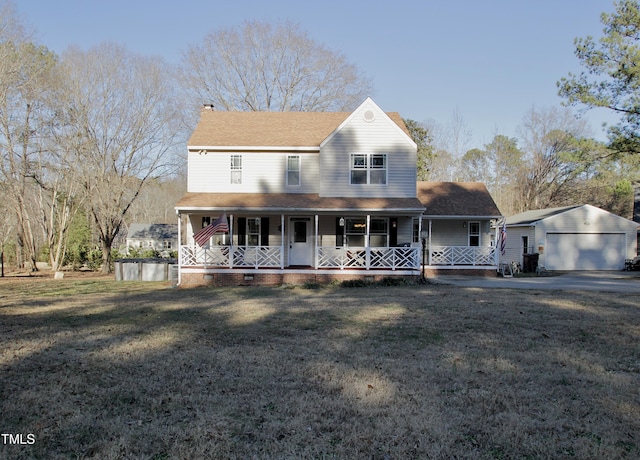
[
  {"x1": 281, "y1": 214, "x2": 285, "y2": 268},
  {"x1": 428, "y1": 219, "x2": 433, "y2": 266},
  {"x1": 177, "y1": 211, "x2": 181, "y2": 286},
  {"x1": 494, "y1": 220, "x2": 501, "y2": 266},
  {"x1": 314, "y1": 214, "x2": 319, "y2": 269},
  {"x1": 229, "y1": 214, "x2": 234, "y2": 268},
  {"x1": 366, "y1": 214, "x2": 371, "y2": 270}
]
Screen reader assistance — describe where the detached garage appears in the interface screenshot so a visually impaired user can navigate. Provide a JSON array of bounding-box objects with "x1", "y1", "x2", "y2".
[{"x1": 502, "y1": 205, "x2": 639, "y2": 271}]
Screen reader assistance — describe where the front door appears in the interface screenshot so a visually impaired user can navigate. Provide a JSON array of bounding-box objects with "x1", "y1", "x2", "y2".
[{"x1": 289, "y1": 218, "x2": 312, "y2": 266}]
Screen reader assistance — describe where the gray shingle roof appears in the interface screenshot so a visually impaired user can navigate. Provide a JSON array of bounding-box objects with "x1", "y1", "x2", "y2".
[
  {"x1": 127, "y1": 223, "x2": 178, "y2": 239},
  {"x1": 505, "y1": 206, "x2": 581, "y2": 226},
  {"x1": 188, "y1": 110, "x2": 410, "y2": 147},
  {"x1": 417, "y1": 181, "x2": 502, "y2": 217}
]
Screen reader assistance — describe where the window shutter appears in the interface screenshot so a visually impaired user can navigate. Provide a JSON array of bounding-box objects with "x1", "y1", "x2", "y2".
[
  {"x1": 238, "y1": 217, "x2": 246, "y2": 246},
  {"x1": 390, "y1": 218, "x2": 398, "y2": 247},
  {"x1": 335, "y1": 218, "x2": 344, "y2": 246},
  {"x1": 260, "y1": 217, "x2": 269, "y2": 246}
]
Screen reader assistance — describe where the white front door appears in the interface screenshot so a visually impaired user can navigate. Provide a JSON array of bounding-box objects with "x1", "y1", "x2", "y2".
[{"x1": 289, "y1": 218, "x2": 312, "y2": 266}]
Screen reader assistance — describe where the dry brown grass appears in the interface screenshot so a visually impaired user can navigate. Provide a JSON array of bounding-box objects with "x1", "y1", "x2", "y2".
[{"x1": 1, "y1": 275, "x2": 638, "y2": 459}]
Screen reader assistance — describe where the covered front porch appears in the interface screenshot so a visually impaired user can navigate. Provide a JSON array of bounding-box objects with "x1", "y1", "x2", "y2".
[
  {"x1": 179, "y1": 241, "x2": 420, "y2": 270},
  {"x1": 174, "y1": 191, "x2": 501, "y2": 286},
  {"x1": 421, "y1": 217, "x2": 500, "y2": 269},
  {"x1": 178, "y1": 212, "x2": 422, "y2": 272}
]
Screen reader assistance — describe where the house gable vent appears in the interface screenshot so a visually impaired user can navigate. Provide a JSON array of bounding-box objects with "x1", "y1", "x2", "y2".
[{"x1": 363, "y1": 109, "x2": 375, "y2": 122}]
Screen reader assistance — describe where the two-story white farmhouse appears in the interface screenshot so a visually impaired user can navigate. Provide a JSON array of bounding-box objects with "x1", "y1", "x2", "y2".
[{"x1": 175, "y1": 98, "x2": 501, "y2": 286}]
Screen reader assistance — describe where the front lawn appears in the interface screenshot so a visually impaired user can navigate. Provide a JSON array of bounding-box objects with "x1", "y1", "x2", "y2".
[{"x1": 1, "y1": 276, "x2": 638, "y2": 459}]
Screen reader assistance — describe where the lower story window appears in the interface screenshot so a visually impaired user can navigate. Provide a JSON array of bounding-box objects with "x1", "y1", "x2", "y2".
[
  {"x1": 469, "y1": 221, "x2": 480, "y2": 246},
  {"x1": 413, "y1": 219, "x2": 420, "y2": 243},
  {"x1": 342, "y1": 217, "x2": 389, "y2": 247},
  {"x1": 369, "y1": 218, "x2": 388, "y2": 247},
  {"x1": 247, "y1": 218, "x2": 260, "y2": 246},
  {"x1": 345, "y1": 218, "x2": 366, "y2": 247}
]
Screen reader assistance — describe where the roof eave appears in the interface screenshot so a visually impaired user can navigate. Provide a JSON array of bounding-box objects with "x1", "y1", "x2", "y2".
[
  {"x1": 176, "y1": 206, "x2": 425, "y2": 213},
  {"x1": 188, "y1": 146, "x2": 319, "y2": 152},
  {"x1": 422, "y1": 214, "x2": 503, "y2": 219}
]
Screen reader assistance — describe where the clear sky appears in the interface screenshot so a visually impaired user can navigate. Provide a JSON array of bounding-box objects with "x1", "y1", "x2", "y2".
[{"x1": 16, "y1": 0, "x2": 618, "y2": 148}]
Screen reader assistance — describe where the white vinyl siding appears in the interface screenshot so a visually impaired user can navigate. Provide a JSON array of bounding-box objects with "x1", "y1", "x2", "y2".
[
  {"x1": 187, "y1": 151, "x2": 319, "y2": 193},
  {"x1": 427, "y1": 220, "x2": 494, "y2": 247},
  {"x1": 320, "y1": 104, "x2": 416, "y2": 198}
]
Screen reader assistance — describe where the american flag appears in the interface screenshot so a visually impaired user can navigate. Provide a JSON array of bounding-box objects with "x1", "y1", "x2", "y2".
[
  {"x1": 193, "y1": 213, "x2": 229, "y2": 247},
  {"x1": 500, "y1": 223, "x2": 507, "y2": 256}
]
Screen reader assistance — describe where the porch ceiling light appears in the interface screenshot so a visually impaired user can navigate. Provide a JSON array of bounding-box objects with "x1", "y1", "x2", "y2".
[
  {"x1": 339, "y1": 217, "x2": 345, "y2": 227},
  {"x1": 420, "y1": 229, "x2": 428, "y2": 240}
]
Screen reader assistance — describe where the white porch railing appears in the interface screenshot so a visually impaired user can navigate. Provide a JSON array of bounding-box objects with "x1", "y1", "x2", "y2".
[
  {"x1": 180, "y1": 245, "x2": 420, "y2": 270},
  {"x1": 232, "y1": 246, "x2": 281, "y2": 268},
  {"x1": 430, "y1": 246, "x2": 496, "y2": 266},
  {"x1": 180, "y1": 245, "x2": 281, "y2": 268},
  {"x1": 316, "y1": 246, "x2": 419, "y2": 270},
  {"x1": 180, "y1": 245, "x2": 230, "y2": 266}
]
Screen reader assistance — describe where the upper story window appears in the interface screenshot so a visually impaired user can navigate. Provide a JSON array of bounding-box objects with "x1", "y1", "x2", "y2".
[
  {"x1": 287, "y1": 155, "x2": 300, "y2": 186},
  {"x1": 230, "y1": 155, "x2": 242, "y2": 184},
  {"x1": 350, "y1": 153, "x2": 387, "y2": 185}
]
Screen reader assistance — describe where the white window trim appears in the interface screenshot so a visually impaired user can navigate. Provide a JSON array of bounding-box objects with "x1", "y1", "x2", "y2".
[
  {"x1": 341, "y1": 216, "x2": 389, "y2": 247},
  {"x1": 468, "y1": 221, "x2": 480, "y2": 247},
  {"x1": 349, "y1": 153, "x2": 387, "y2": 185},
  {"x1": 286, "y1": 155, "x2": 300, "y2": 187},
  {"x1": 230, "y1": 154, "x2": 242, "y2": 185}
]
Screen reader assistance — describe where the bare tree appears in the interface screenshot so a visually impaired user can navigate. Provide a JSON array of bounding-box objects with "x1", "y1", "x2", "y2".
[
  {"x1": 442, "y1": 108, "x2": 473, "y2": 181},
  {"x1": 126, "y1": 176, "x2": 187, "y2": 226},
  {"x1": 419, "y1": 111, "x2": 472, "y2": 182},
  {"x1": 57, "y1": 43, "x2": 181, "y2": 273},
  {"x1": 33, "y1": 138, "x2": 85, "y2": 271},
  {"x1": 180, "y1": 20, "x2": 373, "y2": 113},
  {"x1": 516, "y1": 106, "x2": 590, "y2": 209},
  {"x1": 0, "y1": 3, "x2": 56, "y2": 270}
]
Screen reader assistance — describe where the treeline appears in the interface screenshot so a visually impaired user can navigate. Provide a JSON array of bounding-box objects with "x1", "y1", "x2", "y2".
[
  {"x1": 0, "y1": 2, "x2": 189, "y2": 273},
  {"x1": 2, "y1": 0, "x2": 639, "y2": 274},
  {"x1": 407, "y1": 106, "x2": 638, "y2": 218}
]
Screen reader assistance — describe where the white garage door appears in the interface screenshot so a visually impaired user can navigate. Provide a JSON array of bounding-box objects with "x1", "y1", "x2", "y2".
[{"x1": 546, "y1": 233, "x2": 625, "y2": 270}]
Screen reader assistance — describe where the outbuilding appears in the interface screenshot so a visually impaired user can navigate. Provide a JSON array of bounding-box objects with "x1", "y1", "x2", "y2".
[{"x1": 502, "y1": 204, "x2": 639, "y2": 271}]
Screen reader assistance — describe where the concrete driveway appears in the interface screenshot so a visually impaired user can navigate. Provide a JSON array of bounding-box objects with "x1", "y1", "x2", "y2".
[{"x1": 430, "y1": 271, "x2": 640, "y2": 293}]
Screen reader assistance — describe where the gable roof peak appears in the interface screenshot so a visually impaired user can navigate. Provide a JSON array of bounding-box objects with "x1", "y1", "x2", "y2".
[
  {"x1": 188, "y1": 97, "x2": 412, "y2": 148},
  {"x1": 320, "y1": 97, "x2": 415, "y2": 148}
]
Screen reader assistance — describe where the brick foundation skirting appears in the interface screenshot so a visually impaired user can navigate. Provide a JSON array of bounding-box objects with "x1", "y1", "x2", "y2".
[{"x1": 178, "y1": 267, "x2": 496, "y2": 288}]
